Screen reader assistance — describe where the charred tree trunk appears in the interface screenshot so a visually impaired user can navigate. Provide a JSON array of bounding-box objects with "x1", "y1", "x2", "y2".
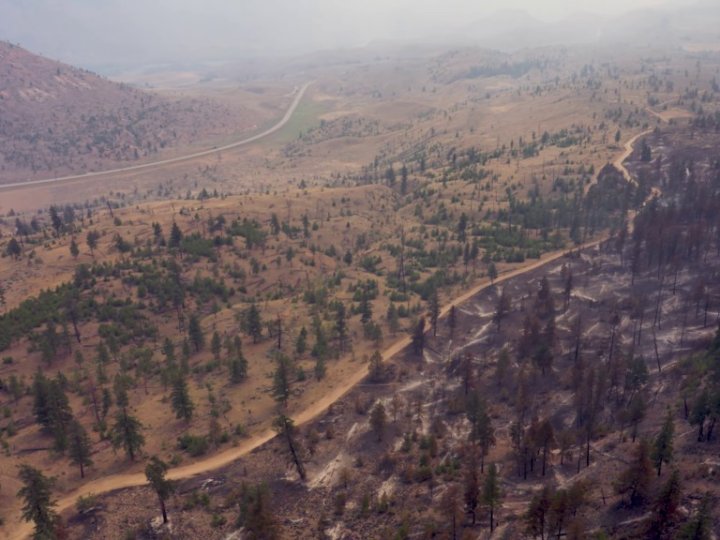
[
  {"x1": 69, "y1": 310, "x2": 81, "y2": 343},
  {"x1": 585, "y1": 431, "x2": 591, "y2": 468},
  {"x1": 160, "y1": 497, "x2": 168, "y2": 524},
  {"x1": 653, "y1": 329, "x2": 662, "y2": 374},
  {"x1": 707, "y1": 417, "x2": 716, "y2": 442},
  {"x1": 284, "y1": 424, "x2": 307, "y2": 481}
]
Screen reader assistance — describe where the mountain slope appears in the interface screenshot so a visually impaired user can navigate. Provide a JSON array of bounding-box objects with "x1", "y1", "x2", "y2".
[{"x1": 0, "y1": 41, "x2": 258, "y2": 184}]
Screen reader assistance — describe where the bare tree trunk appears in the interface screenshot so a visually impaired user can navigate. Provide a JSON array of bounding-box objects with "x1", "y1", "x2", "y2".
[
  {"x1": 160, "y1": 497, "x2": 168, "y2": 524},
  {"x1": 585, "y1": 432, "x2": 591, "y2": 467},
  {"x1": 653, "y1": 329, "x2": 662, "y2": 373},
  {"x1": 285, "y1": 426, "x2": 306, "y2": 481},
  {"x1": 70, "y1": 310, "x2": 82, "y2": 343}
]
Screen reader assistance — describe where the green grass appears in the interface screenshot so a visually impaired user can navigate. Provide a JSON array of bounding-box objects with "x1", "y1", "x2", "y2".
[{"x1": 263, "y1": 98, "x2": 326, "y2": 146}]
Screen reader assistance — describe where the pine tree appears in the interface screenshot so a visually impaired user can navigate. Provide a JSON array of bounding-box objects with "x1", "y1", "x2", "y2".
[
  {"x1": 646, "y1": 470, "x2": 681, "y2": 540},
  {"x1": 676, "y1": 494, "x2": 712, "y2": 540},
  {"x1": 494, "y1": 286, "x2": 510, "y2": 329},
  {"x1": 627, "y1": 393, "x2": 646, "y2": 442},
  {"x1": 32, "y1": 372, "x2": 52, "y2": 428},
  {"x1": 482, "y1": 463, "x2": 502, "y2": 532},
  {"x1": 39, "y1": 321, "x2": 59, "y2": 366},
  {"x1": 211, "y1": 331, "x2": 222, "y2": 360},
  {"x1": 152, "y1": 222, "x2": 164, "y2": 244},
  {"x1": 170, "y1": 373, "x2": 194, "y2": 421},
  {"x1": 457, "y1": 213, "x2": 468, "y2": 243},
  {"x1": 188, "y1": 313, "x2": 204, "y2": 352},
  {"x1": 533, "y1": 344, "x2": 554, "y2": 377},
  {"x1": 690, "y1": 389, "x2": 710, "y2": 442},
  {"x1": 169, "y1": 221, "x2": 183, "y2": 248},
  {"x1": 370, "y1": 402, "x2": 387, "y2": 442},
  {"x1": 113, "y1": 373, "x2": 130, "y2": 409},
  {"x1": 548, "y1": 489, "x2": 570, "y2": 540},
  {"x1": 429, "y1": 288, "x2": 440, "y2": 337},
  {"x1": 463, "y1": 449, "x2": 480, "y2": 525},
  {"x1": 525, "y1": 486, "x2": 551, "y2": 540},
  {"x1": 67, "y1": 419, "x2": 93, "y2": 478},
  {"x1": 181, "y1": 339, "x2": 191, "y2": 372},
  {"x1": 447, "y1": 305, "x2": 457, "y2": 338},
  {"x1": 466, "y1": 392, "x2": 495, "y2": 471},
  {"x1": 7, "y1": 237, "x2": 22, "y2": 259},
  {"x1": 537, "y1": 419, "x2": 556, "y2": 476},
  {"x1": 49, "y1": 205, "x2": 63, "y2": 236},
  {"x1": 641, "y1": 139, "x2": 652, "y2": 162},
  {"x1": 412, "y1": 317, "x2": 426, "y2": 357},
  {"x1": 441, "y1": 484, "x2": 463, "y2": 540},
  {"x1": 101, "y1": 388, "x2": 112, "y2": 426},
  {"x1": 238, "y1": 483, "x2": 280, "y2": 539},
  {"x1": 272, "y1": 354, "x2": 292, "y2": 407},
  {"x1": 652, "y1": 410, "x2": 674, "y2": 476},
  {"x1": 385, "y1": 166, "x2": 396, "y2": 186},
  {"x1": 245, "y1": 303, "x2": 263, "y2": 344},
  {"x1": 335, "y1": 302, "x2": 348, "y2": 350},
  {"x1": 134, "y1": 347, "x2": 155, "y2": 395},
  {"x1": 162, "y1": 338, "x2": 176, "y2": 369},
  {"x1": 615, "y1": 440, "x2": 653, "y2": 507},
  {"x1": 488, "y1": 262, "x2": 498, "y2": 284},
  {"x1": 563, "y1": 268, "x2": 574, "y2": 310},
  {"x1": 33, "y1": 376, "x2": 74, "y2": 452},
  {"x1": 229, "y1": 344, "x2": 248, "y2": 384},
  {"x1": 86, "y1": 230, "x2": 99, "y2": 256},
  {"x1": 110, "y1": 407, "x2": 145, "y2": 461},
  {"x1": 387, "y1": 303, "x2": 400, "y2": 335},
  {"x1": 314, "y1": 356, "x2": 326, "y2": 381},
  {"x1": 69, "y1": 237, "x2": 79, "y2": 259},
  {"x1": 359, "y1": 295, "x2": 372, "y2": 325},
  {"x1": 96, "y1": 341, "x2": 111, "y2": 365},
  {"x1": 400, "y1": 163, "x2": 408, "y2": 195},
  {"x1": 311, "y1": 316, "x2": 327, "y2": 360},
  {"x1": 145, "y1": 456, "x2": 175, "y2": 524},
  {"x1": 295, "y1": 326, "x2": 308, "y2": 355},
  {"x1": 369, "y1": 350, "x2": 383, "y2": 382},
  {"x1": 17, "y1": 465, "x2": 58, "y2": 539}
]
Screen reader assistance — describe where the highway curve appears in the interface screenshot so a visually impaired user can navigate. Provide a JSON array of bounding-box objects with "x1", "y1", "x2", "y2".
[{"x1": 0, "y1": 82, "x2": 311, "y2": 192}]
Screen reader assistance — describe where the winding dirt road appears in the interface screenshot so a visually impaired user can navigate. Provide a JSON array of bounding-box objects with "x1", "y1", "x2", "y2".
[
  {"x1": 613, "y1": 129, "x2": 652, "y2": 185},
  {"x1": 6, "y1": 119, "x2": 651, "y2": 540},
  {"x1": 7, "y1": 235, "x2": 607, "y2": 540},
  {"x1": 0, "y1": 83, "x2": 311, "y2": 192}
]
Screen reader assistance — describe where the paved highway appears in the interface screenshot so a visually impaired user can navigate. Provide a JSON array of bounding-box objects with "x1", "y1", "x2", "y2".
[{"x1": 0, "y1": 82, "x2": 311, "y2": 192}]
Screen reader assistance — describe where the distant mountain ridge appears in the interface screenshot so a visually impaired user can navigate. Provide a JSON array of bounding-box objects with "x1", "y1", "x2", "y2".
[
  {"x1": 0, "y1": 41, "x2": 256, "y2": 184},
  {"x1": 444, "y1": 3, "x2": 720, "y2": 51}
]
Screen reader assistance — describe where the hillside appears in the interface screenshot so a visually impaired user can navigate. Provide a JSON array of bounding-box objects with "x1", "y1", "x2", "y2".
[
  {"x1": 33, "y1": 118, "x2": 720, "y2": 540},
  {"x1": 0, "y1": 41, "x2": 262, "y2": 184},
  {"x1": 1, "y1": 42, "x2": 720, "y2": 540}
]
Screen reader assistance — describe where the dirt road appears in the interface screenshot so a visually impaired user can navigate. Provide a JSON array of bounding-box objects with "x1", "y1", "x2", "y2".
[
  {"x1": 613, "y1": 129, "x2": 652, "y2": 185},
  {"x1": 6, "y1": 234, "x2": 607, "y2": 540},
  {"x1": 0, "y1": 83, "x2": 311, "y2": 192}
]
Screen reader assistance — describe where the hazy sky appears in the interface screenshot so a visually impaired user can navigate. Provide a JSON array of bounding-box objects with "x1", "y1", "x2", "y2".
[{"x1": 0, "y1": 0, "x2": 680, "y2": 70}]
